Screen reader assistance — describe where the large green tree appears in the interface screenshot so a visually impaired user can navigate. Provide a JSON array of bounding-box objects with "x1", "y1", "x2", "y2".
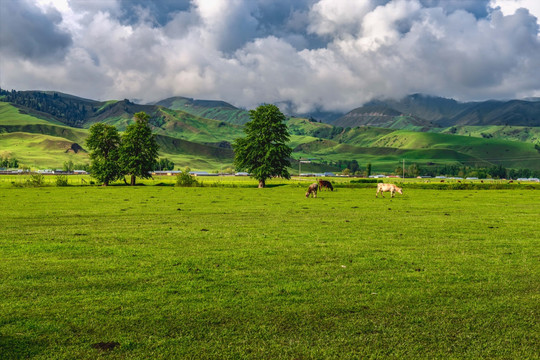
[
  {"x1": 86, "y1": 123, "x2": 122, "y2": 186},
  {"x1": 233, "y1": 104, "x2": 292, "y2": 188},
  {"x1": 120, "y1": 112, "x2": 159, "y2": 186}
]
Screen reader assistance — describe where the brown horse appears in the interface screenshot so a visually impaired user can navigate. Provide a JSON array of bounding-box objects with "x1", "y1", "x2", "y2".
[{"x1": 318, "y1": 179, "x2": 333, "y2": 191}]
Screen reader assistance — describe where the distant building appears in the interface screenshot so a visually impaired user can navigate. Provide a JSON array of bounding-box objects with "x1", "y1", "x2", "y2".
[
  {"x1": 152, "y1": 170, "x2": 181, "y2": 176},
  {"x1": 190, "y1": 171, "x2": 218, "y2": 176}
]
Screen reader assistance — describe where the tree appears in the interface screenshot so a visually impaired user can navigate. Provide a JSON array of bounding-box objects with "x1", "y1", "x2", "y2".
[
  {"x1": 63, "y1": 160, "x2": 74, "y2": 172},
  {"x1": 155, "y1": 158, "x2": 174, "y2": 171},
  {"x1": 120, "y1": 112, "x2": 159, "y2": 186},
  {"x1": 366, "y1": 162, "x2": 372, "y2": 177},
  {"x1": 408, "y1": 163, "x2": 420, "y2": 178},
  {"x1": 86, "y1": 123, "x2": 122, "y2": 186},
  {"x1": 175, "y1": 167, "x2": 198, "y2": 187},
  {"x1": 349, "y1": 160, "x2": 360, "y2": 173},
  {"x1": 487, "y1": 164, "x2": 506, "y2": 179},
  {"x1": 233, "y1": 104, "x2": 292, "y2": 188}
]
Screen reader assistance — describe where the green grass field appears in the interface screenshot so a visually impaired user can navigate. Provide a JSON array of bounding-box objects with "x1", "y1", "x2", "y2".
[{"x1": 1, "y1": 182, "x2": 538, "y2": 359}]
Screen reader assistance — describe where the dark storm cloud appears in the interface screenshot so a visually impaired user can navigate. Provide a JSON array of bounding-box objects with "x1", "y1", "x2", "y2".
[{"x1": 0, "y1": 0, "x2": 72, "y2": 61}]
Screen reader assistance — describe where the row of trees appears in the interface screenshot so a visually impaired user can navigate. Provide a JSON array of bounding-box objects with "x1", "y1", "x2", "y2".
[
  {"x1": 393, "y1": 163, "x2": 540, "y2": 179},
  {"x1": 0, "y1": 156, "x2": 19, "y2": 168},
  {"x1": 155, "y1": 158, "x2": 175, "y2": 171},
  {"x1": 87, "y1": 112, "x2": 158, "y2": 185},
  {"x1": 62, "y1": 160, "x2": 90, "y2": 172},
  {"x1": 341, "y1": 163, "x2": 372, "y2": 177},
  {"x1": 326, "y1": 161, "x2": 538, "y2": 179},
  {"x1": 86, "y1": 104, "x2": 292, "y2": 188}
]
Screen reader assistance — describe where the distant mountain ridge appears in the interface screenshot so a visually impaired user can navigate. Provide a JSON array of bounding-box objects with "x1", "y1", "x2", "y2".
[
  {"x1": 335, "y1": 94, "x2": 540, "y2": 128},
  {"x1": 151, "y1": 96, "x2": 251, "y2": 125}
]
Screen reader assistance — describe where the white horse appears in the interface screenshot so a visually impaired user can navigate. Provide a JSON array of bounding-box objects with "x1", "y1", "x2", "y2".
[{"x1": 376, "y1": 183, "x2": 403, "y2": 198}]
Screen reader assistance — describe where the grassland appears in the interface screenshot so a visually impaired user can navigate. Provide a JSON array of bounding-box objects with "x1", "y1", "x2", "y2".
[
  {"x1": 1, "y1": 182, "x2": 538, "y2": 359},
  {"x1": 0, "y1": 132, "x2": 89, "y2": 168},
  {"x1": 436, "y1": 125, "x2": 540, "y2": 143}
]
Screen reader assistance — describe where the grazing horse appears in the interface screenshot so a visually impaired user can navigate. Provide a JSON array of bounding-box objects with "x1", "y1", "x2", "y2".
[
  {"x1": 305, "y1": 183, "x2": 318, "y2": 198},
  {"x1": 375, "y1": 183, "x2": 403, "y2": 198},
  {"x1": 318, "y1": 179, "x2": 334, "y2": 191}
]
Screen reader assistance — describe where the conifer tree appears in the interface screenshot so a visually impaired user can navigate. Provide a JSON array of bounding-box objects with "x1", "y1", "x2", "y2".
[{"x1": 233, "y1": 104, "x2": 292, "y2": 188}]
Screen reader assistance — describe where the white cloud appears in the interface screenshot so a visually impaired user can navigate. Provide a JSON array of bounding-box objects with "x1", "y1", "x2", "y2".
[
  {"x1": 1, "y1": 0, "x2": 539, "y2": 113},
  {"x1": 308, "y1": 0, "x2": 373, "y2": 37},
  {"x1": 193, "y1": 0, "x2": 258, "y2": 52},
  {"x1": 357, "y1": 0, "x2": 422, "y2": 51},
  {"x1": 491, "y1": 0, "x2": 540, "y2": 19}
]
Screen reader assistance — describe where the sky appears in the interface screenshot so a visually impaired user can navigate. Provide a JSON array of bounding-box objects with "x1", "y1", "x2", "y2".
[{"x1": 1, "y1": 0, "x2": 539, "y2": 114}]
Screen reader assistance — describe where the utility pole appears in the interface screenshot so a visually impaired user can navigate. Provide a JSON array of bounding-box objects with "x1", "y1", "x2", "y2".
[
  {"x1": 299, "y1": 159, "x2": 312, "y2": 177},
  {"x1": 403, "y1": 159, "x2": 405, "y2": 178}
]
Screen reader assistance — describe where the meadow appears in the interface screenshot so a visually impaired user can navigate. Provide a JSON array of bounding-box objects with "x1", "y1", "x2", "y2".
[{"x1": 0, "y1": 181, "x2": 538, "y2": 359}]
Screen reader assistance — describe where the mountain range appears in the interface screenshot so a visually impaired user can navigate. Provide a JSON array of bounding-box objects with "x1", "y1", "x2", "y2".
[
  {"x1": 333, "y1": 94, "x2": 540, "y2": 128},
  {"x1": 1, "y1": 89, "x2": 539, "y2": 173}
]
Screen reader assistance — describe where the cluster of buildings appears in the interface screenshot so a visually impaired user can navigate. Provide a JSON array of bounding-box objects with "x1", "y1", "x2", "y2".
[
  {"x1": 152, "y1": 170, "x2": 250, "y2": 176},
  {"x1": 0, "y1": 169, "x2": 89, "y2": 175}
]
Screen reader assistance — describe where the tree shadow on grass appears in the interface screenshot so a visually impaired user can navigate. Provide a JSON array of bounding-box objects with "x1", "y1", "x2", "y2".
[
  {"x1": 264, "y1": 184, "x2": 288, "y2": 188},
  {"x1": 0, "y1": 334, "x2": 46, "y2": 359}
]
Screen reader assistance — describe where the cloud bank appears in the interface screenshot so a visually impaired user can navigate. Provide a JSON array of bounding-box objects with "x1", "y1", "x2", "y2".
[{"x1": 1, "y1": 0, "x2": 539, "y2": 113}]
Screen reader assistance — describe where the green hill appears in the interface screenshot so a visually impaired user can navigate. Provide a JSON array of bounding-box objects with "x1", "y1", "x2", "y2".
[
  {"x1": 0, "y1": 132, "x2": 89, "y2": 167},
  {"x1": 436, "y1": 125, "x2": 540, "y2": 143},
  {"x1": 152, "y1": 96, "x2": 251, "y2": 125},
  {"x1": 335, "y1": 105, "x2": 435, "y2": 131},
  {"x1": 336, "y1": 94, "x2": 540, "y2": 128},
  {"x1": 0, "y1": 101, "x2": 236, "y2": 170},
  {"x1": 370, "y1": 130, "x2": 540, "y2": 170},
  {"x1": 2, "y1": 89, "x2": 540, "y2": 173}
]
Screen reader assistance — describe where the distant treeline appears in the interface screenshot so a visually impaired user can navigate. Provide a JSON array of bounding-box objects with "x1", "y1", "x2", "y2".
[
  {"x1": 316, "y1": 159, "x2": 363, "y2": 173},
  {"x1": 290, "y1": 124, "x2": 349, "y2": 138},
  {"x1": 401, "y1": 163, "x2": 540, "y2": 179},
  {"x1": 155, "y1": 158, "x2": 175, "y2": 171},
  {"x1": 313, "y1": 159, "x2": 539, "y2": 179},
  {"x1": 1, "y1": 156, "x2": 19, "y2": 168},
  {"x1": 0, "y1": 88, "x2": 93, "y2": 127}
]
